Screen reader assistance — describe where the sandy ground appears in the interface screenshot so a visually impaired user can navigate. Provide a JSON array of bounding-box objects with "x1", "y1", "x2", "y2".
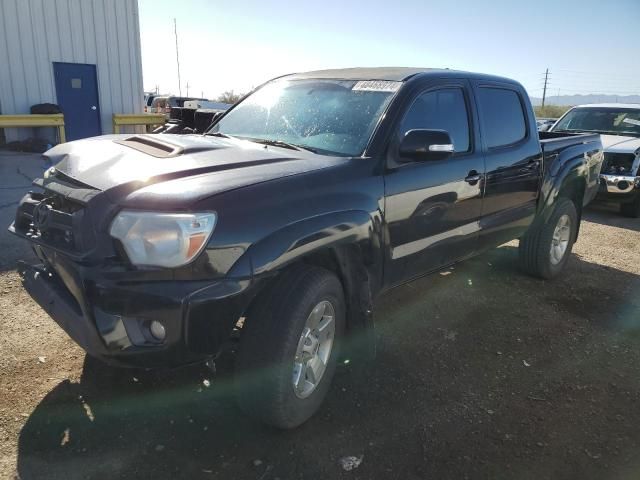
[{"x1": 1, "y1": 152, "x2": 640, "y2": 479}]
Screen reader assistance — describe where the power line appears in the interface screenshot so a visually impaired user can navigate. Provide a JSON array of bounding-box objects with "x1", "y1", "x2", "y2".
[
  {"x1": 548, "y1": 74, "x2": 640, "y2": 89},
  {"x1": 532, "y1": 68, "x2": 639, "y2": 97},
  {"x1": 551, "y1": 82, "x2": 640, "y2": 91},
  {"x1": 549, "y1": 76, "x2": 640, "y2": 88},
  {"x1": 546, "y1": 87, "x2": 640, "y2": 95},
  {"x1": 553, "y1": 69, "x2": 640, "y2": 79}
]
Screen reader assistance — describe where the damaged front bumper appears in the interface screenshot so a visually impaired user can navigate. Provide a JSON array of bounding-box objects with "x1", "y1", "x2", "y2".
[
  {"x1": 597, "y1": 174, "x2": 640, "y2": 203},
  {"x1": 16, "y1": 248, "x2": 257, "y2": 369}
]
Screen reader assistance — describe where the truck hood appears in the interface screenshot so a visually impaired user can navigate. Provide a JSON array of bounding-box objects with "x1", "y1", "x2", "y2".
[
  {"x1": 600, "y1": 134, "x2": 640, "y2": 154},
  {"x1": 43, "y1": 134, "x2": 345, "y2": 207}
]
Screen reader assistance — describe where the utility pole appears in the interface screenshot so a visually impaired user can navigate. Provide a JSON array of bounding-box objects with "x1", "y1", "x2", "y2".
[
  {"x1": 174, "y1": 18, "x2": 182, "y2": 96},
  {"x1": 542, "y1": 68, "x2": 549, "y2": 108},
  {"x1": 186, "y1": 81, "x2": 190, "y2": 96}
]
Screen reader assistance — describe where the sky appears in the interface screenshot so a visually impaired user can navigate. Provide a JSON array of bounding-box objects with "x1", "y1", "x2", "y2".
[{"x1": 138, "y1": 0, "x2": 640, "y2": 101}]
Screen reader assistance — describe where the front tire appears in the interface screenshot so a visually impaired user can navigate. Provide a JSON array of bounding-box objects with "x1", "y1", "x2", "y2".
[
  {"x1": 519, "y1": 198, "x2": 578, "y2": 279},
  {"x1": 235, "y1": 265, "x2": 345, "y2": 429}
]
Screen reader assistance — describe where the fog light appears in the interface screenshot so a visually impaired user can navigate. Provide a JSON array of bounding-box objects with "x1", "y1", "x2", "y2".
[
  {"x1": 149, "y1": 321, "x2": 166, "y2": 341},
  {"x1": 618, "y1": 180, "x2": 630, "y2": 191}
]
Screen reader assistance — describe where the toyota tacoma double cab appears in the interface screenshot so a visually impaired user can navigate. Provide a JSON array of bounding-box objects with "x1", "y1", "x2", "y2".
[
  {"x1": 549, "y1": 103, "x2": 640, "y2": 217},
  {"x1": 10, "y1": 68, "x2": 603, "y2": 429}
]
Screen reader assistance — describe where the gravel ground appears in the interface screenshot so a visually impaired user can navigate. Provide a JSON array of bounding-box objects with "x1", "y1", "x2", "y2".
[{"x1": 1, "y1": 153, "x2": 639, "y2": 479}]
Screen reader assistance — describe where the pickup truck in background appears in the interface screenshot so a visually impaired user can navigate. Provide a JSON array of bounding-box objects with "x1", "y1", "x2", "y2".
[
  {"x1": 182, "y1": 99, "x2": 232, "y2": 110},
  {"x1": 549, "y1": 103, "x2": 640, "y2": 217},
  {"x1": 159, "y1": 100, "x2": 232, "y2": 135},
  {"x1": 536, "y1": 117, "x2": 557, "y2": 132},
  {"x1": 10, "y1": 68, "x2": 603, "y2": 429}
]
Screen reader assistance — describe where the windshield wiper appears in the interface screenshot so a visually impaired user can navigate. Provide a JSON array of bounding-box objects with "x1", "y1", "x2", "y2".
[
  {"x1": 553, "y1": 128, "x2": 640, "y2": 137},
  {"x1": 288, "y1": 143, "x2": 318, "y2": 153},
  {"x1": 552, "y1": 129, "x2": 605, "y2": 135},
  {"x1": 598, "y1": 131, "x2": 640, "y2": 137},
  {"x1": 247, "y1": 138, "x2": 317, "y2": 153},
  {"x1": 205, "y1": 131, "x2": 231, "y2": 138}
]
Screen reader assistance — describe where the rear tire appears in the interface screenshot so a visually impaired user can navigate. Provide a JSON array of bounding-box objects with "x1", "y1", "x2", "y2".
[
  {"x1": 620, "y1": 196, "x2": 640, "y2": 218},
  {"x1": 235, "y1": 265, "x2": 345, "y2": 429},
  {"x1": 519, "y1": 198, "x2": 578, "y2": 279}
]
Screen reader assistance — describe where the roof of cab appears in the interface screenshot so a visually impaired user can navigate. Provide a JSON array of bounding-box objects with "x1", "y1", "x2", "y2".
[{"x1": 286, "y1": 67, "x2": 519, "y2": 85}]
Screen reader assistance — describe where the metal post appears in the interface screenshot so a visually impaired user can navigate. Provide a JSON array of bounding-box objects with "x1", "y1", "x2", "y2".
[
  {"x1": 174, "y1": 18, "x2": 182, "y2": 96},
  {"x1": 542, "y1": 68, "x2": 549, "y2": 108}
]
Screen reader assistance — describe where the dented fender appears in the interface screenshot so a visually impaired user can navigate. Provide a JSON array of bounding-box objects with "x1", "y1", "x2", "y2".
[{"x1": 229, "y1": 210, "x2": 380, "y2": 278}]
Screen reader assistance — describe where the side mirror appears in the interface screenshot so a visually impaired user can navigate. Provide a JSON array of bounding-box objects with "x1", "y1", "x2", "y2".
[{"x1": 399, "y1": 129, "x2": 454, "y2": 162}]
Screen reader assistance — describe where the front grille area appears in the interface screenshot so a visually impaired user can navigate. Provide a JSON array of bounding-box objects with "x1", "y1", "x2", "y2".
[
  {"x1": 602, "y1": 152, "x2": 637, "y2": 176},
  {"x1": 14, "y1": 191, "x2": 89, "y2": 254}
]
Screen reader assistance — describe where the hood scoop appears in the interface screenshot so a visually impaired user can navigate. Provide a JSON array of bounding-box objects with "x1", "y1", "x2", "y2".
[
  {"x1": 43, "y1": 133, "x2": 328, "y2": 194},
  {"x1": 113, "y1": 135, "x2": 184, "y2": 158}
]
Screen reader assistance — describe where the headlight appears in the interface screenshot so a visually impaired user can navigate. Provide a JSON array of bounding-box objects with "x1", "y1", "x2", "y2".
[{"x1": 109, "y1": 211, "x2": 217, "y2": 268}]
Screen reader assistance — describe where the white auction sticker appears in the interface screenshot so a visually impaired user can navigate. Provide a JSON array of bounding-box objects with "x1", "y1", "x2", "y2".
[
  {"x1": 352, "y1": 80, "x2": 402, "y2": 92},
  {"x1": 622, "y1": 117, "x2": 640, "y2": 127}
]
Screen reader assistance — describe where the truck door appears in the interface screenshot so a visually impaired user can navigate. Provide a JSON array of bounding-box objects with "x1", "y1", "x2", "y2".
[
  {"x1": 471, "y1": 82, "x2": 542, "y2": 250},
  {"x1": 383, "y1": 81, "x2": 485, "y2": 285}
]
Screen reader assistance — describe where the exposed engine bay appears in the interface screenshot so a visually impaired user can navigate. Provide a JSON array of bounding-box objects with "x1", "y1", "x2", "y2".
[{"x1": 602, "y1": 152, "x2": 639, "y2": 176}]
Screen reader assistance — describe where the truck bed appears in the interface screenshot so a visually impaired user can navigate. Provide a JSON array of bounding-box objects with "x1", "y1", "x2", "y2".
[
  {"x1": 538, "y1": 130, "x2": 603, "y2": 206},
  {"x1": 539, "y1": 130, "x2": 601, "y2": 153}
]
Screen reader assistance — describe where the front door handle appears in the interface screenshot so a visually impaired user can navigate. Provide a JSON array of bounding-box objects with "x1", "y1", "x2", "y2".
[{"x1": 465, "y1": 171, "x2": 482, "y2": 185}]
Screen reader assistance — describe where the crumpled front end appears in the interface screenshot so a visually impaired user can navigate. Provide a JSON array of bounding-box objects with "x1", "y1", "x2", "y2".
[
  {"x1": 9, "y1": 171, "x2": 256, "y2": 368},
  {"x1": 16, "y1": 253, "x2": 252, "y2": 368},
  {"x1": 598, "y1": 151, "x2": 640, "y2": 202}
]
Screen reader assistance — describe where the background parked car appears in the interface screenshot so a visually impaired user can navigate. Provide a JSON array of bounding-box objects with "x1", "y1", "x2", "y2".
[
  {"x1": 144, "y1": 93, "x2": 169, "y2": 113},
  {"x1": 162, "y1": 96, "x2": 207, "y2": 117},
  {"x1": 536, "y1": 118, "x2": 557, "y2": 131},
  {"x1": 549, "y1": 103, "x2": 640, "y2": 216},
  {"x1": 183, "y1": 99, "x2": 232, "y2": 110},
  {"x1": 149, "y1": 95, "x2": 169, "y2": 115}
]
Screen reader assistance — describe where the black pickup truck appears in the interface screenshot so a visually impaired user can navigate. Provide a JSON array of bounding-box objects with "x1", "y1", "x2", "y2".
[{"x1": 10, "y1": 68, "x2": 603, "y2": 429}]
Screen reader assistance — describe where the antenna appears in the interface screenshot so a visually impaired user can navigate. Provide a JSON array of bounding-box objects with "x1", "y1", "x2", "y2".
[{"x1": 174, "y1": 18, "x2": 182, "y2": 96}]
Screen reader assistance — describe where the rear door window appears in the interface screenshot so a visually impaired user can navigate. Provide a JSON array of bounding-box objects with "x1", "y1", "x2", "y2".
[{"x1": 477, "y1": 87, "x2": 527, "y2": 148}]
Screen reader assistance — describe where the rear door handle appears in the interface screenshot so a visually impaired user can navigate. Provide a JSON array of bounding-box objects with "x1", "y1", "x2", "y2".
[
  {"x1": 465, "y1": 171, "x2": 482, "y2": 185},
  {"x1": 522, "y1": 159, "x2": 540, "y2": 171}
]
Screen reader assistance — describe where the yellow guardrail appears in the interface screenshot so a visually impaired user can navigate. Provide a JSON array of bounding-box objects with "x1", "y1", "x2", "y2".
[
  {"x1": 0, "y1": 114, "x2": 66, "y2": 143},
  {"x1": 113, "y1": 114, "x2": 166, "y2": 134}
]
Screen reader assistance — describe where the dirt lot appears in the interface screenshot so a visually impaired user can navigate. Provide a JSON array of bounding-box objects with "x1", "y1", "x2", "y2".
[{"x1": 1, "y1": 154, "x2": 639, "y2": 479}]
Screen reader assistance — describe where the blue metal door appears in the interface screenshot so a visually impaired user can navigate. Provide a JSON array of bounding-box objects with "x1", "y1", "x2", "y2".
[{"x1": 53, "y1": 62, "x2": 102, "y2": 141}]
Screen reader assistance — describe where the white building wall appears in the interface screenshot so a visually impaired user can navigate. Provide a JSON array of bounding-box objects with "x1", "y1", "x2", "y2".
[{"x1": 0, "y1": 0, "x2": 144, "y2": 141}]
